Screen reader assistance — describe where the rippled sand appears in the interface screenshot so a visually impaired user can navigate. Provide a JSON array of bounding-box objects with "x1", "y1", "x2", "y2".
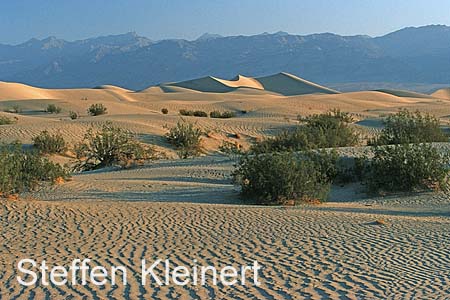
[{"x1": 1, "y1": 197, "x2": 449, "y2": 299}]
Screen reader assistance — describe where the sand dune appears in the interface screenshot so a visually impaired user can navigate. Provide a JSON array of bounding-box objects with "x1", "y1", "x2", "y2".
[
  {"x1": 0, "y1": 81, "x2": 52, "y2": 100},
  {"x1": 375, "y1": 89, "x2": 435, "y2": 99},
  {"x1": 157, "y1": 72, "x2": 339, "y2": 95},
  {"x1": 432, "y1": 88, "x2": 450, "y2": 99},
  {"x1": 256, "y1": 72, "x2": 340, "y2": 95}
]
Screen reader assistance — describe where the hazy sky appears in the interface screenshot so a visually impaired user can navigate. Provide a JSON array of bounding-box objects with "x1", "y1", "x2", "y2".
[{"x1": 1, "y1": 0, "x2": 450, "y2": 44}]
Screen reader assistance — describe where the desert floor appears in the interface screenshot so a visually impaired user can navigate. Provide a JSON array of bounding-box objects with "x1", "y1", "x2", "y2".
[{"x1": 1, "y1": 79, "x2": 450, "y2": 299}]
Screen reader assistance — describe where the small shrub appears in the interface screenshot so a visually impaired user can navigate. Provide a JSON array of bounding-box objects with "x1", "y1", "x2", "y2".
[
  {"x1": 74, "y1": 123, "x2": 155, "y2": 171},
  {"x1": 32, "y1": 131, "x2": 66, "y2": 154},
  {"x1": 5, "y1": 105, "x2": 22, "y2": 113},
  {"x1": 87, "y1": 103, "x2": 107, "y2": 116},
  {"x1": 370, "y1": 109, "x2": 448, "y2": 145},
  {"x1": 219, "y1": 141, "x2": 245, "y2": 159},
  {"x1": 161, "y1": 108, "x2": 169, "y2": 115},
  {"x1": 210, "y1": 111, "x2": 236, "y2": 118},
  {"x1": 179, "y1": 109, "x2": 194, "y2": 116},
  {"x1": 165, "y1": 120, "x2": 203, "y2": 158},
  {"x1": 46, "y1": 104, "x2": 62, "y2": 114},
  {"x1": 0, "y1": 116, "x2": 14, "y2": 125},
  {"x1": 0, "y1": 143, "x2": 68, "y2": 195},
  {"x1": 252, "y1": 109, "x2": 359, "y2": 153},
  {"x1": 193, "y1": 110, "x2": 208, "y2": 117},
  {"x1": 233, "y1": 151, "x2": 335, "y2": 205},
  {"x1": 364, "y1": 143, "x2": 450, "y2": 193},
  {"x1": 69, "y1": 111, "x2": 78, "y2": 120}
]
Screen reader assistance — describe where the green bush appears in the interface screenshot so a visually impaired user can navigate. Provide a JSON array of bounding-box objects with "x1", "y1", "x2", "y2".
[
  {"x1": 4, "y1": 105, "x2": 22, "y2": 113},
  {"x1": 193, "y1": 110, "x2": 208, "y2": 117},
  {"x1": 32, "y1": 131, "x2": 66, "y2": 154},
  {"x1": 219, "y1": 140, "x2": 245, "y2": 159},
  {"x1": 210, "y1": 111, "x2": 236, "y2": 118},
  {"x1": 233, "y1": 151, "x2": 336, "y2": 205},
  {"x1": 74, "y1": 124, "x2": 156, "y2": 171},
  {"x1": 252, "y1": 109, "x2": 359, "y2": 153},
  {"x1": 69, "y1": 111, "x2": 78, "y2": 120},
  {"x1": 0, "y1": 143, "x2": 68, "y2": 195},
  {"x1": 179, "y1": 109, "x2": 208, "y2": 117},
  {"x1": 46, "y1": 104, "x2": 62, "y2": 114},
  {"x1": 179, "y1": 109, "x2": 194, "y2": 116},
  {"x1": 0, "y1": 116, "x2": 15, "y2": 125},
  {"x1": 370, "y1": 109, "x2": 448, "y2": 145},
  {"x1": 87, "y1": 103, "x2": 108, "y2": 116},
  {"x1": 161, "y1": 108, "x2": 169, "y2": 114},
  {"x1": 166, "y1": 120, "x2": 203, "y2": 158},
  {"x1": 364, "y1": 143, "x2": 450, "y2": 193}
]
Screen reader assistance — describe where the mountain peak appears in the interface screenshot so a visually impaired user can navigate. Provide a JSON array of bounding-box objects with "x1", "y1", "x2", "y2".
[{"x1": 196, "y1": 33, "x2": 223, "y2": 41}]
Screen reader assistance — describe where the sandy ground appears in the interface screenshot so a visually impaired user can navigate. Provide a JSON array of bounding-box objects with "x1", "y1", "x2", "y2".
[
  {"x1": 1, "y1": 196, "x2": 449, "y2": 299},
  {"x1": 1, "y1": 79, "x2": 450, "y2": 299}
]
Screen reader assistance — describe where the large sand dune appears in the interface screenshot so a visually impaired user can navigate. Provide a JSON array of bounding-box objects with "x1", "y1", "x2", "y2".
[{"x1": 159, "y1": 72, "x2": 339, "y2": 95}]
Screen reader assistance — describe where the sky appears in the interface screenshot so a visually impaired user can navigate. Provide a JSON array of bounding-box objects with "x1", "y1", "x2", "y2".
[{"x1": 1, "y1": 0, "x2": 450, "y2": 44}]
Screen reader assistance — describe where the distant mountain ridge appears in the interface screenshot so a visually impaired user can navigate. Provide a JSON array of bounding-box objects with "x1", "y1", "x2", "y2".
[{"x1": 1, "y1": 25, "x2": 450, "y2": 90}]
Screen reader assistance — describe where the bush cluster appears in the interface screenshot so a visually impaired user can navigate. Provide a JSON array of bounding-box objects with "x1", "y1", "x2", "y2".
[
  {"x1": 210, "y1": 111, "x2": 236, "y2": 118},
  {"x1": 233, "y1": 151, "x2": 336, "y2": 205},
  {"x1": 46, "y1": 104, "x2": 62, "y2": 114},
  {"x1": 252, "y1": 109, "x2": 359, "y2": 153},
  {"x1": 4, "y1": 105, "x2": 21, "y2": 114},
  {"x1": 0, "y1": 143, "x2": 68, "y2": 195},
  {"x1": 74, "y1": 123, "x2": 155, "y2": 171},
  {"x1": 370, "y1": 109, "x2": 448, "y2": 145},
  {"x1": 179, "y1": 109, "x2": 208, "y2": 117},
  {"x1": 179, "y1": 109, "x2": 237, "y2": 118},
  {"x1": 0, "y1": 116, "x2": 15, "y2": 125},
  {"x1": 87, "y1": 103, "x2": 107, "y2": 116},
  {"x1": 363, "y1": 143, "x2": 450, "y2": 193},
  {"x1": 32, "y1": 131, "x2": 66, "y2": 154},
  {"x1": 165, "y1": 120, "x2": 203, "y2": 158}
]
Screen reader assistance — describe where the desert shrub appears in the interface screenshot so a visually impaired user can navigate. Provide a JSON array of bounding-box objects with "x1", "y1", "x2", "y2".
[
  {"x1": 219, "y1": 140, "x2": 245, "y2": 159},
  {"x1": 179, "y1": 109, "x2": 208, "y2": 117},
  {"x1": 179, "y1": 109, "x2": 194, "y2": 116},
  {"x1": 87, "y1": 103, "x2": 107, "y2": 116},
  {"x1": 161, "y1": 108, "x2": 169, "y2": 114},
  {"x1": 370, "y1": 109, "x2": 448, "y2": 145},
  {"x1": 364, "y1": 143, "x2": 450, "y2": 193},
  {"x1": 0, "y1": 116, "x2": 14, "y2": 125},
  {"x1": 5, "y1": 105, "x2": 22, "y2": 113},
  {"x1": 233, "y1": 151, "x2": 335, "y2": 205},
  {"x1": 69, "y1": 111, "x2": 78, "y2": 120},
  {"x1": 74, "y1": 124, "x2": 156, "y2": 171},
  {"x1": 46, "y1": 104, "x2": 62, "y2": 114},
  {"x1": 165, "y1": 120, "x2": 203, "y2": 158},
  {"x1": 210, "y1": 111, "x2": 236, "y2": 118},
  {"x1": 193, "y1": 110, "x2": 208, "y2": 117},
  {"x1": 0, "y1": 143, "x2": 68, "y2": 195},
  {"x1": 251, "y1": 109, "x2": 359, "y2": 153},
  {"x1": 32, "y1": 131, "x2": 66, "y2": 154}
]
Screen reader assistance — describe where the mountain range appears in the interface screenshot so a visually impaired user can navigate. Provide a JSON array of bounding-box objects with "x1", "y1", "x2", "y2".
[{"x1": 1, "y1": 25, "x2": 449, "y2": 91}]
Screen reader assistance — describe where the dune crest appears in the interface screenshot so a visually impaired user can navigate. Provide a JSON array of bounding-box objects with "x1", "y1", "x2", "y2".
[
  {"x1": 432, "y1": 88, "x2": 450, "y2": 99},
  {"x1": 0, "y1": 81, "x2": 52, "y2": 100},
  {"x1": 157, "y1": 72, "x2": 339, "y2": 95}
]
